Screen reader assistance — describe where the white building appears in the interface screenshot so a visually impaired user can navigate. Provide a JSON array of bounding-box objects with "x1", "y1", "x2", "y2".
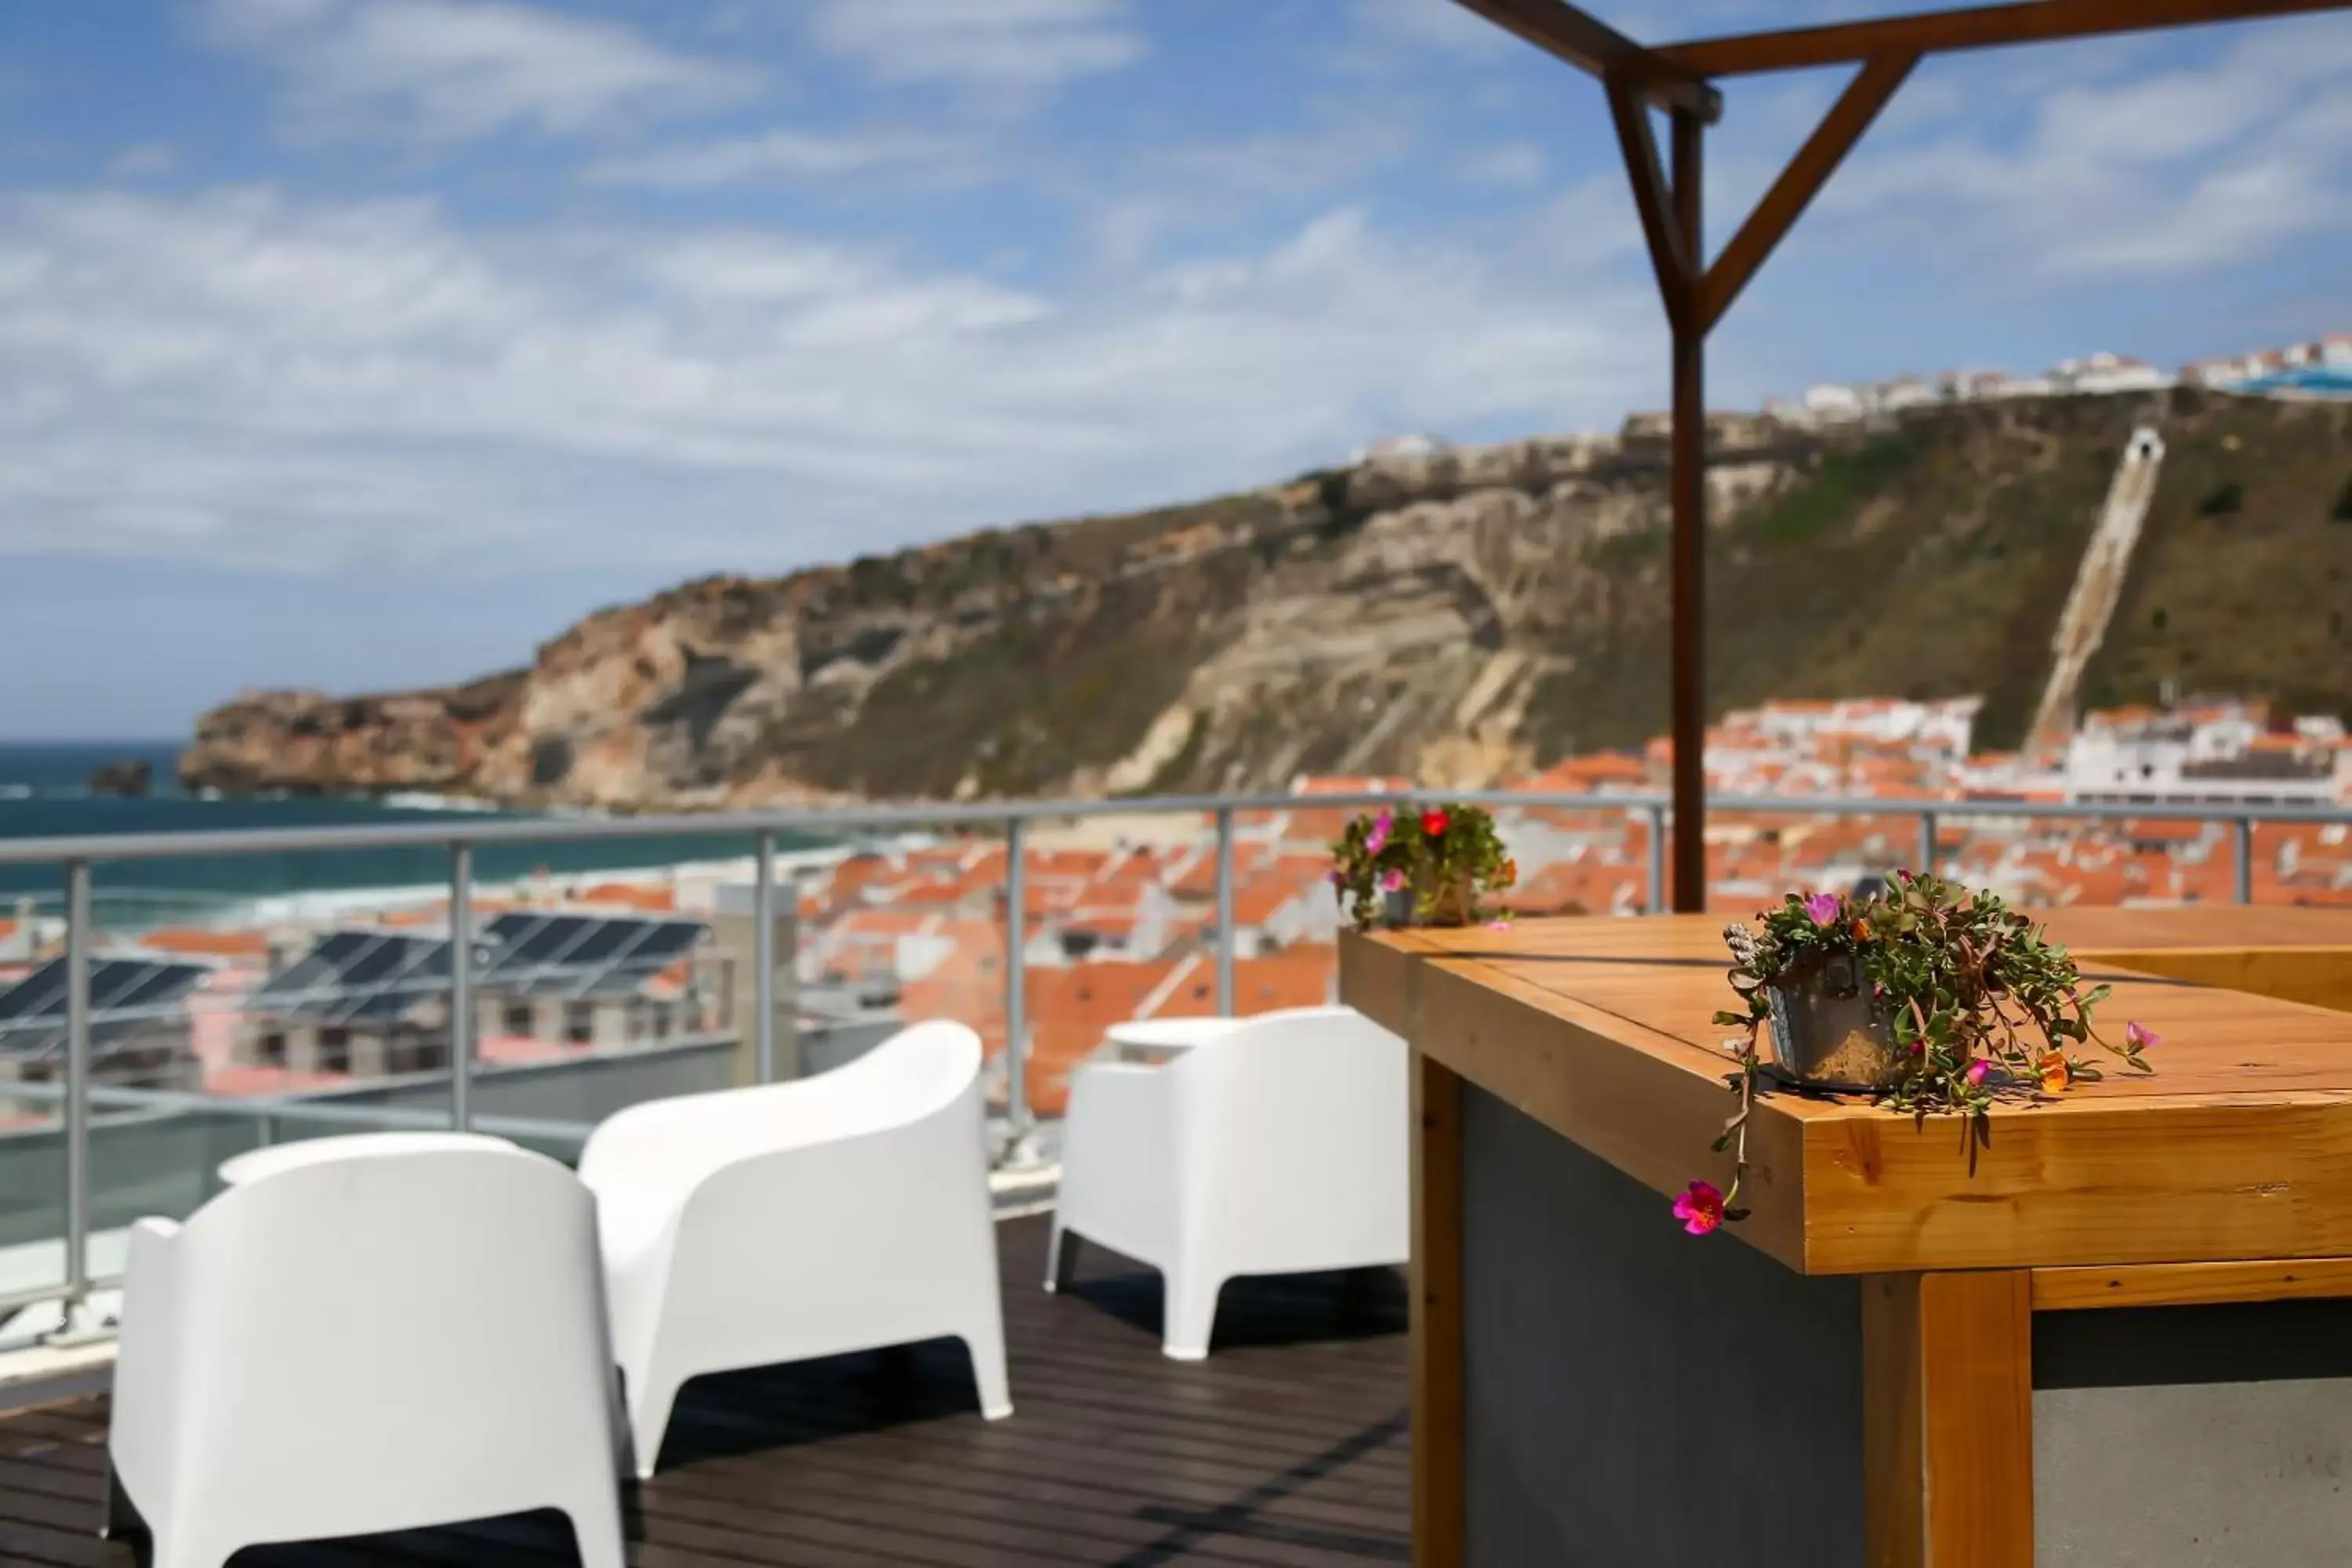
[
  {"x1": 1878, "y1": 376, "x2": 1940, "y2": 411},
  {"x1": 1350, "y1": 434, "x2": 1451, "y2": 463},
  {"x1": 1742, "y1": 696, "x2": 1980, "y2": 759},
  {"x1": 2064, "y1": 703, "x2": 2341, "y2": 807},
  {"x1": 2053, "y1": 353, "x2": 2173, "y2": 395},
  {"x1": 1802, "y1": 383, "x2": 1867, "y2": 420}
]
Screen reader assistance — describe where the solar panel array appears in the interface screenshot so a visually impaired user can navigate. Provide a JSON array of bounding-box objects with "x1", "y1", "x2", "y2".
[
  {"x1": 477, "y1": 912, "x2": 705, "y2": 999},
  {"x1": 0, "y1": 956, "x2": 213, "y2": 1063},
  {"x1": 246, "y1": 913, "x2": 710, "y2": 1028},
  {"x1": 247, "y1": 930, "x2": 451, "y2": 1028}
]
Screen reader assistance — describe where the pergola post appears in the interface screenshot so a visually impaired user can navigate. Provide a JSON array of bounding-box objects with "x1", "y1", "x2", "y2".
[{"x1": 1667, "y1": 109, "x2": 1707, "y2": 914}]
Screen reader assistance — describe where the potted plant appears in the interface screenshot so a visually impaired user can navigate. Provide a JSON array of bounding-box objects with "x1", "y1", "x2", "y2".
[
  {"x1": 1331, "y1": 803, "x2": 1516, "y2": 930},
  {"x1": 1675, "y1": 871, "x2": 2160, "y2": 1236}
]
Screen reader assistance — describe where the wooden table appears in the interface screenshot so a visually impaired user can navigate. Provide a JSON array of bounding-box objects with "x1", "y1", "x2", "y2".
[
  {"x1": 1341, "y1": 908, "x2": 2352, "y2": 1568},
  {"x1": 2048, "y1": 904, "x2": 2352, "y2": 1014}
]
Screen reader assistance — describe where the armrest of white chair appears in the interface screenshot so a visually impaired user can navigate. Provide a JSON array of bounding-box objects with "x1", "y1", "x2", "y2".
[
  {"x1": 109, "y1": 1218, "x2": 183, "y2": 1513},
  {"x1": 1058, "y1": 1062, "x2": 1179, "y2": 1267}
]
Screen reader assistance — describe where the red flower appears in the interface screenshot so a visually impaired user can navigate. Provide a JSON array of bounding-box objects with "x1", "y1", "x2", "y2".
[
  {"x1": 1671, "y1": 1180, "x2": 1724, "y2": 1236},
  {"x1": 1420, "y1": 808, "x2": 1450, "y2": 839}
]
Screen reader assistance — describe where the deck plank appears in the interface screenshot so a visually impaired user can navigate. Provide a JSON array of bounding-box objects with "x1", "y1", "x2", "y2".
[{"x1": 0, "y1": 1215, "x2": 1408, "y2": 1566}]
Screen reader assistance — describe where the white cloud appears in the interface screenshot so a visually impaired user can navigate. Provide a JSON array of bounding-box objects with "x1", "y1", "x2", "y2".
[
  {"x1": 1769, "y1": 19, "x2": 2352, "y2": 279},
  {"x1": 0, "y1": 184, "x2": 1653, "y2": 577},
  {"x1": 201, "y1": 0, "x2": 755, "y2": 143},
  {"x1": 1350, "y1": 0, "x2": 1516, "y2": 56},
  {"x1": 1457, "y1": 141, "x2": 1547, "y2": 187},
  {"x1": 583, "y1": 126, "x2": 966, "y2": 189},
  {"x1": 807, "y1": 0, "x2": 1143, "y2": 93},
  {"x1": 107, "y1": 143, "x2": 180, "y2": 180}
]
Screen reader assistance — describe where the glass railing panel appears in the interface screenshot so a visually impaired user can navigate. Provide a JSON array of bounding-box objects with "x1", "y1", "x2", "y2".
[{"x1": 0, "y1": 853, "x2": 68, "y2": 1332}]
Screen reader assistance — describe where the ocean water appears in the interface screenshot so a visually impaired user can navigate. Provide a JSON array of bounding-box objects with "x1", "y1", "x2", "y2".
[{"x1": 0, "y1": 741, "x2": 810, "y2": 923}]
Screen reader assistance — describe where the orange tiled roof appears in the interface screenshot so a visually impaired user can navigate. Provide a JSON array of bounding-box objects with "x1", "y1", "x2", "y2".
[{"x1": 139, "y1": 926, "x2": 269, "y2": 960}]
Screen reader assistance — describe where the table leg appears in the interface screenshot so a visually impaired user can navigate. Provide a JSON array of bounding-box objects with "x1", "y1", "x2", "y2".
[
  {"x1": 1866, "y1": 1270, "x2": 2034, "y2": 1567},
  {"x1": 1412, "y1": 1047, "x2": 1465, "y2": 1568}
]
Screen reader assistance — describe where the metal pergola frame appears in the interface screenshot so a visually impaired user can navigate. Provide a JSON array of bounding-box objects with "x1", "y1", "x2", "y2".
[{"x1": 1450, "y1": 0, "x2": 2352, "y2": 912}]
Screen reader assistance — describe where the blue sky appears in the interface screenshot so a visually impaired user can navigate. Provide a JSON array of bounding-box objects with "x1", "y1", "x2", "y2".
[{"x1": 0, "y1": 0, "x2": 2346, "y2": 738}]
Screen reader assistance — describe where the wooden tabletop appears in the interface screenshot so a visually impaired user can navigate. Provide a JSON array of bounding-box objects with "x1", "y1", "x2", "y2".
[
  {"x1": 2042, "y1": 904, "x2": 2352, "y2": 952},
  {"x1": 1341, "y1": 908, "x2": 2352, "y2": 1277}
]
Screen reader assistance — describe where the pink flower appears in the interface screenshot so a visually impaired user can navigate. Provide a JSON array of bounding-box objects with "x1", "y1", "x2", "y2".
[
  {"x1": 1802, "y1": 891, "x2": 1841, "y2": 927},
  {"x1": 1488, "y1": 917, "x2": 1512, "y2": 931},
  {"x1": 2125, "y1": 1020, "x2": 2161, "y2": 1051},
  {"x1": 1672, "y1": 1181, "x2": 1725, "y2": 1236},
  {"x1": 1379, "y1": 869, "x2": 1406, "y2": 894},
  {"x1": 1965, "y1": 1058, "x2": 1991, "y2": 1087},
  {"x1": 1364, "y1": 811, "x2": 1392, "y2": 855},
  {"x1": 1327, "y1": 869, "x2": 1343, "y2": 887}
]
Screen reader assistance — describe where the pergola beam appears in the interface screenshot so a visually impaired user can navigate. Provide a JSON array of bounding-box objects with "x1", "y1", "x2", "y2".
[
  {"x1": 1657, "y1": 0, "x2": 2352, "y2": 78},
  {"x1": 1452, "y1": 0, "x2": 1721, "y2": 119},
  {"x1": 1697, "y1": 52, "x2": 1915, "y2": 333},
  {"x1": 1604, "y1": 80, "x2": 1693, "y2": 328}
]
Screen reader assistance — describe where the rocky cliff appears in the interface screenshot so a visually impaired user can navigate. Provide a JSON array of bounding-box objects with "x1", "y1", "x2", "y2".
[{"x1": 181, "y1": 390, "x2": 2352, "y2": 808}]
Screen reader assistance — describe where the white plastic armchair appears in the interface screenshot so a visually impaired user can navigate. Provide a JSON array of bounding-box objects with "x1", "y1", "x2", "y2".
[
  {"x1": 579, "y1": 1018, "x2": 1009, "y2": 1479},
  {"x1": 1048, "y1": 1004, "x2": 1408, "y2": 1359},
  {"x1": 107, "y1": 1139, "x2": 623, "y2": 1568}
]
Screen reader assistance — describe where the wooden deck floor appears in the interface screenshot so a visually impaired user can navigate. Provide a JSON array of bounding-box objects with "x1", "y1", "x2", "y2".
[{"x1": 0, "y1": 1215, "x2": 1408, "y2": 1566}]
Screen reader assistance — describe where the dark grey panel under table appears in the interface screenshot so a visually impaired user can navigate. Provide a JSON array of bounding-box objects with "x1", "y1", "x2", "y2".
[
  {"x1": 1459, "y1": 1083, "x2": 1866, "y2": 1568},
  {"x1": 2035, "y1": 1299, "x2": 2352, "y2": 1568}
]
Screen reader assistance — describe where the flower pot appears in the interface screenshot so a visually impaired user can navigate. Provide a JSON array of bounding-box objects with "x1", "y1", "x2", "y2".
[
  {"x1": 1766, "y1": 956, "x2": 1904, "y2": 1091},
  {"x1": 1381, "y1": 889, "x2": 1415, "y2": 927},
  {"x1": 1415, "y1": 873, "x2": 1478, "y2": 929}
]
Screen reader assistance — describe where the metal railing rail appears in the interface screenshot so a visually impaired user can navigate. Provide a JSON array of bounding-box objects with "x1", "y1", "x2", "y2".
[{"x1": 2, "y1": 786, "x2": 2346, "y2": 1338}]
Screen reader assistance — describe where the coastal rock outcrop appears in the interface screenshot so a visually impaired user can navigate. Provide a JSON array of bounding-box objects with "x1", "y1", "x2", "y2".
[
  {"x1": 179, "y1": 391, "x2": 2352, "y2": 808},
  {"x1": 87, "y1": 759, "x2": 152, "y2": 797}
]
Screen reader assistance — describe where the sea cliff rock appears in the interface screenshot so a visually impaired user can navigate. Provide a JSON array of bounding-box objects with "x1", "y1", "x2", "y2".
[
  {"x1": 183, "y1": 672, "x2": 524, "y2": 797},
  {"x1": 87, "y1": 759, "x2": 151, "y2": 797},
  {"x1": 180, "y1": 391, "x2": 2352, "y2": 808}
]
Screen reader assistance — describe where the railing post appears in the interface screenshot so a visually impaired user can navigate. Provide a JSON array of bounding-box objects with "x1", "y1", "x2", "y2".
[
  {"x1": 1916, "y1": 811, "x2": 1937, "y2": 879},
  {"x1": 1214, "y1": 806, "x2": 1237, "y2": 1016},
  {"x1": 2234, "y1": 817, "x2": 2255, "y2": 906},
  {"x1": 1646, "y1": 804, "x2": 1668, "y2": 916},
  {"x1": 449, "y1": 844, "x2": 473, "y2": 1131},
  {"x1": 753, "y1": 829, "x2": 777, "y2": 1083},
  {"x1": 1004, "y1": 817, "x2": 1029, "y2": 1138},
  {"x1": 60, "y1": 858, "x2": 93, "y2": 1333}
]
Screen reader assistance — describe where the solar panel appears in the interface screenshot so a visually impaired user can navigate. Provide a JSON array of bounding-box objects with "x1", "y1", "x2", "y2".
[
  {"x1": 332, "y1": 935, "x2": 416, "y2": 991},
  {"x1": 249, "y1": 928, "x2": 384, "y2": 1009},
  {"x1": 477, "y1": 914, "x2": 596, "y2": 984},
  {"x1": 626, "y1": 921, "x2": 703, "y2": 963},
  {"x1": 0, "y1": 957, "x2": 210, "y2": 1062},
  {"x1": 103, "y1": 963, "x2": 206, "y2": 1015},
  {"x1": 249, "y1": 929, "x2": 450, "y2": 1025},
  {"x1": 471, "y1": 913, "x2": 710, "y2": 997},
  {"x1": 549, "y1": 919, "x2": 636, "y2": 968},
  {"x1": 332, "y1": 940, "x2": 450, "y2": 1025},
  {"x1": 0, "y1": 962, "x2": 66, "y2": 1022},
  {"x1": 579, "y1": 920, "x2": 704, "y2": 997}
]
